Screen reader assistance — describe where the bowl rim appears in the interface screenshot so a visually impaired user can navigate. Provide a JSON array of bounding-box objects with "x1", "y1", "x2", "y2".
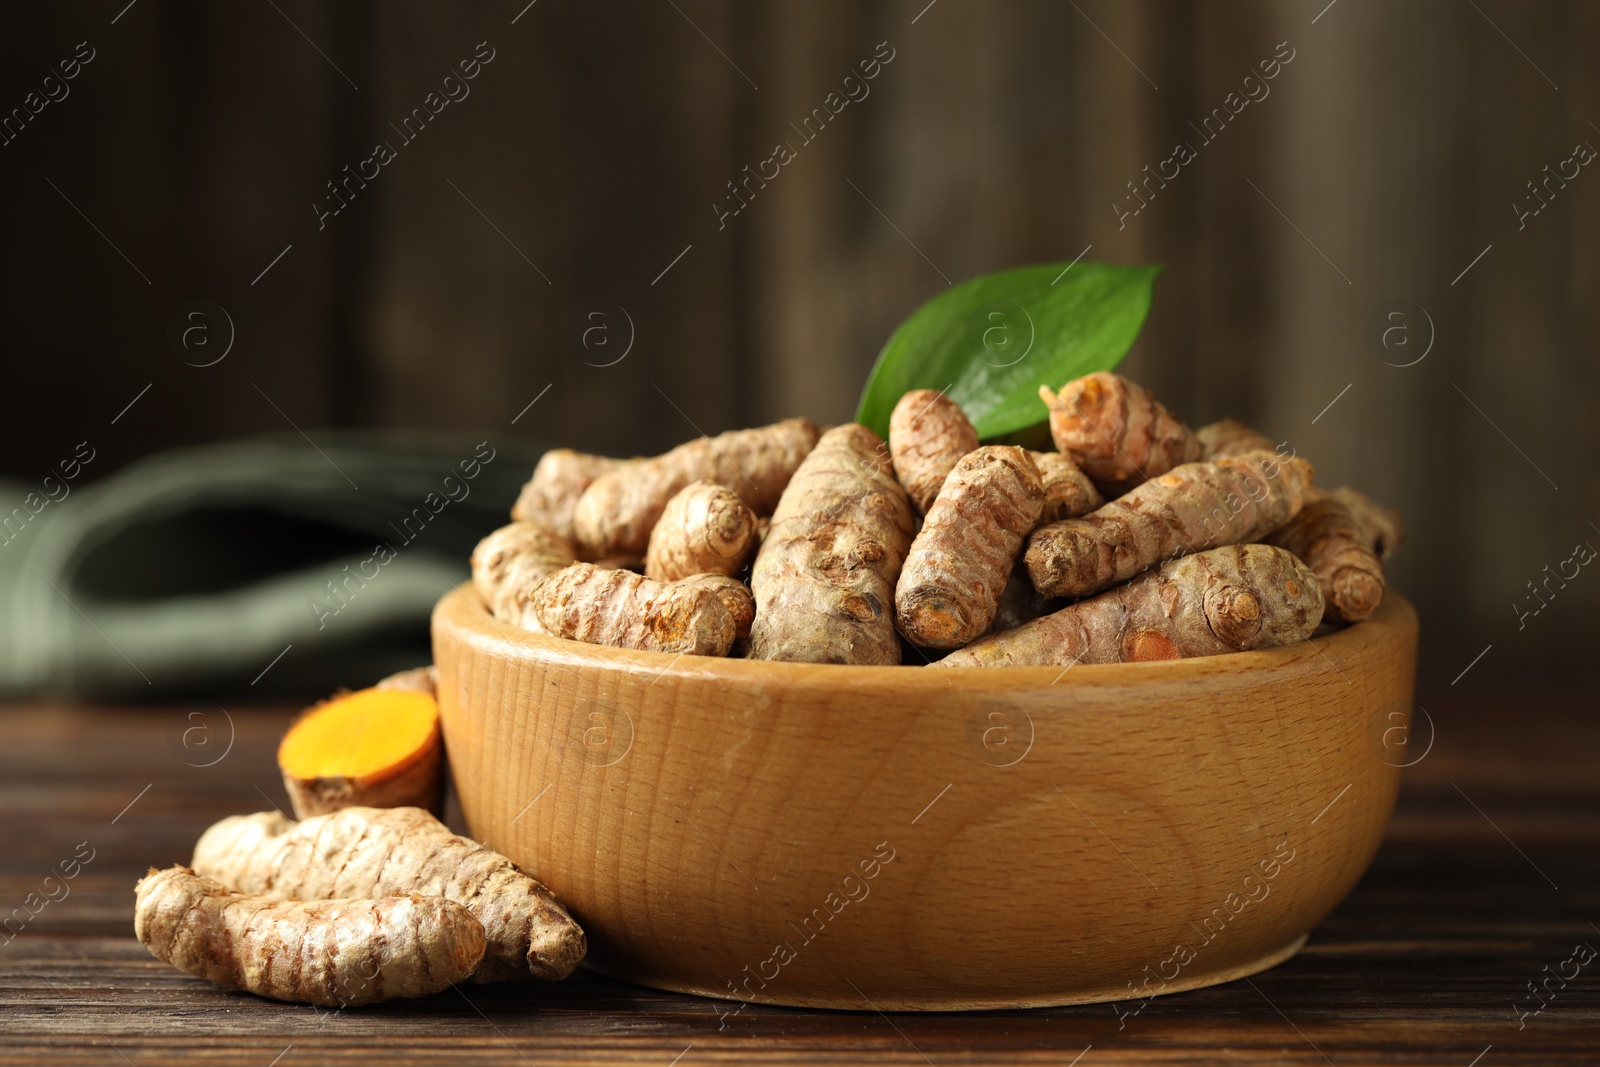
[{"x1": 434, "y1": 584, "x2": 1417, "y2": 694}]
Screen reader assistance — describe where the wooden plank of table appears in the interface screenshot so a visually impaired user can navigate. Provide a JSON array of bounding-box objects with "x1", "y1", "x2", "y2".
[{"x1": 0, "y1": 695, "x2": 1596, "y2": 1065}]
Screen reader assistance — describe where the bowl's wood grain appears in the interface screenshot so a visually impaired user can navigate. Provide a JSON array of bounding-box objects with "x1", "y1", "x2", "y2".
[{"x1": 432, "y1": 585, "x2": 1417, "y2": 1010}]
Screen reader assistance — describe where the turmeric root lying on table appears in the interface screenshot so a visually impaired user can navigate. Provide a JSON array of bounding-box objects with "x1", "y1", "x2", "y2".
[
  {"x1": 192, "y1": 806, "x2": 585, "y2": 983},
  {"x1": 943, "y1": 544, "x2": 1323, "y2": 667},
  {"x1": 134, "y1": 866, "x2": 486, "y2": 1006}
]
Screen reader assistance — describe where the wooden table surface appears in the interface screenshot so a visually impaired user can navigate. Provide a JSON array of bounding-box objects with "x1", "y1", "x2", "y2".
[{"x1": 1, "y1": 691, "x2": 1595, "y2": 1066}]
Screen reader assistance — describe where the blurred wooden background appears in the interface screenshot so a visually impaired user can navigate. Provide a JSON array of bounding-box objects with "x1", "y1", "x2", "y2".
[{"x1": 2, "y1": 0, "x2": 1595, "y2": 681}]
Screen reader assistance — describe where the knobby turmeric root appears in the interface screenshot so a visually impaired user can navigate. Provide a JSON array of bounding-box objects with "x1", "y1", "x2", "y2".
[
  {"x1": 1266, "y1": 490, "x2": 1385, "y2": 623},
  {"x1": 482, "y1": 385, "x2": 1396, "y2": 660},
  {"x1": 134, "y1": 866, "x2": 486, "y2": 1006},
  {"x1": 645, "y1": 480, "x2": 759, "y2": 582},
  {"x1": 888, "y1": 389, "x2": 979, "y2": 513},
  {"x1": 1331, "y1": 485, "x2": 1404, "y2": 561},
  {"x1": 944, "y1": 544, "x2": 1323, "y2": 667},
  {"x1": 532, "y1": 562, "x2": 737, "y2": 656},
  {"x1": 1026, "y1": 451, "x2": 1314, "y2": 600},
  {"x1": 572, "y1": 418, "x2": 820, "y2": 558},
  {"x1": 896, "y1": 446, "x2": 1044, "y2": 649},
  {"x1": 1039, "y1": 372, "x2": 1203, "y2": 495},
  {"x1": 1196, "y1": 418, "x2": 1278, "y2": 460},
  {"x1": 749, "y1": 424, "x2": 915, "y2": 664},
  {"x1": 192, "y1": 807, "x2": 585, "y2": 983},
  {"x1": 277, "y1": 683, "x2": 444, "y2": 820},
  {"x1": 679, "y1": 572, "x2": 755, "y2": 648},
  {"x1": 471, "y1": 520, "x2": 577, "y2": 633},
  {"x1": 1032, "y1": 451, "x2": 1104, "y2": 524},
  {"x1": 512, "y1": 449, "x2": 631, "y2": 544},
  {"x1": 1197, "y1": 421, "x2": 1388, "y2": 622}
]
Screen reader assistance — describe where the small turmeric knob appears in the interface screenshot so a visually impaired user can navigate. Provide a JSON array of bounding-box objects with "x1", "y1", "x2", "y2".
[{"x1": 1204, "y1": 584, "x2": 1264, "y2": 648}]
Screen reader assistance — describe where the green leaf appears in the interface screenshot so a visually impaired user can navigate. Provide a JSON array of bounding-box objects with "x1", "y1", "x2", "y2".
[{"x1": 855, "y1": 260, "x2": 1163, "y2": 440}]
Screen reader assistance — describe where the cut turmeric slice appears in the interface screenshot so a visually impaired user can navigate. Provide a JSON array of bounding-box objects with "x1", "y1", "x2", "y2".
[{"x1": 277, "y1": 687, "x2": 444, "y2": 820}]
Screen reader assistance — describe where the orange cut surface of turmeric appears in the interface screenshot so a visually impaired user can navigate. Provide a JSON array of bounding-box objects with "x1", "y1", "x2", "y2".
[{"x1": 278, "y1": 689, "x2": 439, "y2": 782}]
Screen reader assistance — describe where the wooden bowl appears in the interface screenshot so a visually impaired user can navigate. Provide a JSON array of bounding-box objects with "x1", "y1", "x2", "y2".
[{"x1": 432, "y1": 585, "x2": 1417, "y2": 1010}]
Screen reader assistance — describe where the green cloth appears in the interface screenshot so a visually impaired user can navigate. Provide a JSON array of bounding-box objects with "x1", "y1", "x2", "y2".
[{"x1": 0, "y1": 433, "x2": 539, "y2": 700}]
